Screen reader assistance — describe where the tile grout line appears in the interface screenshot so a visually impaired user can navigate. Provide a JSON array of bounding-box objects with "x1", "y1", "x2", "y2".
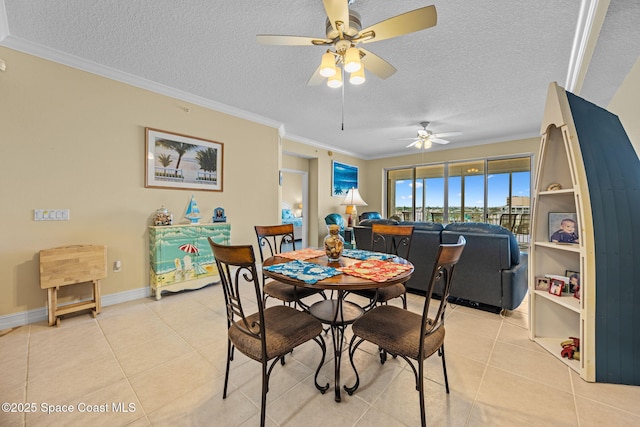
[
  {"x1": 96, "y1": 305, "x2": 154, "y2": 425},
  {"x1": 463, "y1": 315, "x2": 504, "y2": 426}
]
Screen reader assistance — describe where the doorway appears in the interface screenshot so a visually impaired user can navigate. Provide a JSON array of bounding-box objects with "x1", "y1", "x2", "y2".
[{"x1": 281, "y1": 169, "x2": 309, "y2": 248}]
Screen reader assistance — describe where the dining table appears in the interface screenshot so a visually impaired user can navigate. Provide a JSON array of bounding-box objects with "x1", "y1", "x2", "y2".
[{"x1": 262, "y1": 248, "x2": 414, "y2": 402}]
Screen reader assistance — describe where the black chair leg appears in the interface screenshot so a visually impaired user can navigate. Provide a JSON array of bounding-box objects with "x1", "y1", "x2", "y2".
[
  {"x1": 223, "y1": 340, "x2": 233, "y2": 398},
  {"x1": 440, "y1": 345, "x2": 450, "y2": 393}
]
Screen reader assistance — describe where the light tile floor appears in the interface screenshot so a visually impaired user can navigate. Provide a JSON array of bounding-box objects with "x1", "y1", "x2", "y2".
[{"x1": 2, "y1": 285, "x2": 640, "y2": 426}]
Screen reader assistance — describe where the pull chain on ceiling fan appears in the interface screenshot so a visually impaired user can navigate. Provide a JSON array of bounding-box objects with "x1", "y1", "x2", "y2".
[{"x1": 257, "y1": 1, "x2": 438, "y2": 88}]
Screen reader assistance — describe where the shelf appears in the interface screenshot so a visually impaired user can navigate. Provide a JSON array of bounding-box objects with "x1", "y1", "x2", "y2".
[
  {"x1": 533, "y1": 241, "x2": 581, "y2": 253},
  {"x1": 534, "y1": 290, "x2": 580, "y2": 313},
  {"x1": 539, "y1": 189, "x2": 575, "y2": 196},
  {"x1": 534, "y1": 337, "x2": 580, "y2": 372}
]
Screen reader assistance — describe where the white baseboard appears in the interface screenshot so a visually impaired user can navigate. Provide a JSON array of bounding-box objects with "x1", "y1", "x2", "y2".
[{"x1": 0, "y1": 286, "x2": 151, "y2": 330}]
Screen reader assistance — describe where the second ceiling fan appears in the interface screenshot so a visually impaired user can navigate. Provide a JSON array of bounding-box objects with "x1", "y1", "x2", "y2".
[
  {"x1": 256, "y1": 1, "x2": 438, "y2": 87},
  {"x1": 402, "y1": 122, "x2": 462, "y2": 149}
]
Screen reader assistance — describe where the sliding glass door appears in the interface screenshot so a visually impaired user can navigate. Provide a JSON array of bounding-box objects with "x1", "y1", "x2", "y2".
[{"x1": 386, "y1": 156, "x2": 531, "y2": 236}]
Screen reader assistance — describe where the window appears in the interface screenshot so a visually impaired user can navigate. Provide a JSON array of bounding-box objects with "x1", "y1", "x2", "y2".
[{"x1": 385, "y1": 156, "x2": 531, "y2": 242}]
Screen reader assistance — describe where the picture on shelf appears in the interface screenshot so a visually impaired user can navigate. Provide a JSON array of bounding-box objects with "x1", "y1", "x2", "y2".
[
  {"x1": 574, "y1": 284, "x2": 580, "y2": 300},
  {"x1": 565, "y1": 270, "x2": 580, "y2": 293},
  {"x1": 548, "y1": 212, "x2": 579, "y2": 244},
  {"x1": 535, "y1": 277, "x2": 550, "y2": 291},
  {"x1": 548, "y1": 278, "x2": 564, "y2": 296}
]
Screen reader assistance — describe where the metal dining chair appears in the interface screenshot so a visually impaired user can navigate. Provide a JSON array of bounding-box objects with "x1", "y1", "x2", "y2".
[
  {"x1": 344, "y1": 236, "x2": 466, "y2": 427},
  {"x1": 351, "y1": 223, "x2": 414, "y2": 310},
  {"x1": 208, "y1": 239, "x2": 328, "y2": 427},
  {"x1": 254, "y1": 224, "x2": 326, "y2": 310}
]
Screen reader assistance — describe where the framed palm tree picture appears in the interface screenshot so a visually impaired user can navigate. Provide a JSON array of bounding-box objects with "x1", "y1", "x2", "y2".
[{"x1": 145, "y1": 128, "x2": 223, "y2": 191}]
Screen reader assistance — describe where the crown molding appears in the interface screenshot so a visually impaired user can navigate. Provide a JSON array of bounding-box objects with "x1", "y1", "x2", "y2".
[
  {"x1": 0, "y1": 34, "x2": 288, "y2": 129},
  {"x1": 565, "y1": 0, "x2": 611, "y2": 93}
]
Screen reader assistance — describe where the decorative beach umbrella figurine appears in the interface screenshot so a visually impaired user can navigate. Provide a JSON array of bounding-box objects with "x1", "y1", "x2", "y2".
[
  {"x1": 184, "y1": 195, "x2": 201, "y2": 223},
  {"x1": 179, "y1": 243, "x2": 199, "y2": 254}
]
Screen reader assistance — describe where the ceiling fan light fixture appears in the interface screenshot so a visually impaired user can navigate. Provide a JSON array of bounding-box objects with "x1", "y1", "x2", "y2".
[
  {"x1": 319, "y1": 52, "x2": 336, "y2": 77},
  {"x1": 327, "y1": 68, "x2": 343, "y2": 88},
  {"x1": 423, "y1": 139, "x2": 433, "y2": 149},
  {"x1": 349, "y1": 67, "x2": 365, "y2": 85},
  {"x1": 343, "y1": 47, "x2": 361, "y2": 73}
]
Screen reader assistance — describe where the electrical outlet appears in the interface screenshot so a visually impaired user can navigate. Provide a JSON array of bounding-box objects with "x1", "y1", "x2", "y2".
[{"x1": 113, "y1": 260, "x2": 122, "y2": 272}]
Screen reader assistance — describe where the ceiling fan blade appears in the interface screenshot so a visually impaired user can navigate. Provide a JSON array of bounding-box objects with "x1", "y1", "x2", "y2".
[
  {"x1": 433, "y1": 131, "x2": 462, "y2": 138},
  {"x1": 359, "y1": 5, "x2": 437, "y2": 44},
  {"x1": 359, "y1": 48, "x2": 396, "y2": 79},
  {"x1": 256, "y1": 35, "x2": 331, "y2": 46},
  {"x1": 431, "y1": 137, "x2": 450, "y2": 145},
  {"x1": 406, "y1": 140, "x2": 419, "y2": 148},
  {"x1": 306, "y1": 66, "x2": 325, "y2": 86},
  {"x1": 323, "y1": 0, "x2": 350, "y2": 34}
]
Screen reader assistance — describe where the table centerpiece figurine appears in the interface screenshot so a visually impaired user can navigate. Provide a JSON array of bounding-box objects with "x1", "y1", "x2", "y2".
[
  {"x1": 184, "y1": 195, "x2": 201, "y2": 224},
  {"x1": 324, "y1": 224, "x2": 345, "y2": 261}
]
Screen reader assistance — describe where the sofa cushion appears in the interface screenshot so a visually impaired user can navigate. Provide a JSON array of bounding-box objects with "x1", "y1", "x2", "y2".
[
  {"x1": 401, "y1": 221, "x2": 444, "y2": 232},
  {"x1": 359, "y1": 218, "x2": 399, "y2": 227},
  {"x1": 443, "y1": 222, "x2": 520, "y2": 265}
]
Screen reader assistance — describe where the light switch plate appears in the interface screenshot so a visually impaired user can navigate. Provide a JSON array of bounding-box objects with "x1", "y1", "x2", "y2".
[{"x1": 34, "y1": 209, "x2": 70, "y2": 221}]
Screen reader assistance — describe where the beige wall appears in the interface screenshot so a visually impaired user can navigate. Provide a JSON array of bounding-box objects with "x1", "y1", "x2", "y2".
[
  {"x1": 281, "y1": 142, "x2": 366, "y2": 246},
  {"x1": 0, "y1": 47, "x2": 281, "y2": 316}
]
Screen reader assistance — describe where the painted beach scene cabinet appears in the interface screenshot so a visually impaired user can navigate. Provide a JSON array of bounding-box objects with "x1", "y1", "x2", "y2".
[{"x1": 149, "y1": 223, "x2": 231, "y2": 299}]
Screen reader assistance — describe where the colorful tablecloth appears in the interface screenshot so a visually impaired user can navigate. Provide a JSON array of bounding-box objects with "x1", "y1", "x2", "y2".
[
  {"x1": 341, "y1": 249, "x2": 395, "y2": 261},
  {"x1": 263, "y1": 260, "x2": 341, "y2": 284},
  {"x1": 339, "y1": 259, "x2": 412, "y2": 282},
  {"x1": 278, "y1": 248, "x2": 326, "y2": 261}
]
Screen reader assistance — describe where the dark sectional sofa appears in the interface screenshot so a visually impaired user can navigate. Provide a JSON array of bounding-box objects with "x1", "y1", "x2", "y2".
[{"x1": 353, "y1": 219, "x2": 528, "y2": 312}]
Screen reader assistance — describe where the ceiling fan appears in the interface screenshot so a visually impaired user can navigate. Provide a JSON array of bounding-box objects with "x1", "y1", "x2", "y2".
[
  {"x1": 401, "y1": 122, "x2": 462, "y2": 149},
  {"x1": 256, "y1": 1, "x2": 437, "y2": 87}
]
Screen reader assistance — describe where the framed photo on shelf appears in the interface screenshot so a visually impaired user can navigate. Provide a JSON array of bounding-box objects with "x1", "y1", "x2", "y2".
[
  {"x1": 548, "y1": 278, "x2": 564, "y2": 296},
  {"x1": 331, "y1": 160, "x2": 358, "y2": 197},
  {"x1": 145, "y1": 128, "x2": 223, "y2": 192},
  {"x1": 548, "y1": 212, "x2": 579, "y2": 244},
  {"x1": 535, "y1": 277, "x2": 550, "y2": 291},
  {"x1": 565, "y1": 270, "x2": 580, "y2": 293}
]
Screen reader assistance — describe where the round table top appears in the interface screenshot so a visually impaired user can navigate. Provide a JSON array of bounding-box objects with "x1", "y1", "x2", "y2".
[{"x1": 262, "y1": 253, "x2": 414, "y2": 292}]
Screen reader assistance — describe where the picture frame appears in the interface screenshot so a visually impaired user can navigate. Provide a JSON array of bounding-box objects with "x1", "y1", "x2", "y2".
[
  {"x1": 548, "y1": 212, "x2": 579, "y2": 244},
  {"x1": 332, "y1": 160, "x2": 358, "y2": 197},
  {"x1": 565, "y1": 270, "x2": 580, "y2": 294},
  {"x1": 548, "y1": 278, "x2": 564, "y2": 296},
  {"x1": 535, "y1": 276, "x2": 550, "y2": 291},
  {"x1": 145, "y1": 128, "x2": 223, "y2": 191}
]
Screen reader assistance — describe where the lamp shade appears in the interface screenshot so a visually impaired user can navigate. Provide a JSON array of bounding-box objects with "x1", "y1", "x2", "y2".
[
  {"x1": 327, "y1": 68, "x2": 343, "y2": 88},
  {"x1": 349, "y1": 67, "x2": 365, "y2": 85},
  {"x1": 340, "y1": 188, "x2": 368, "y2": 206},
  {"x1": 319, "y1": 52, "x2": 336, "y2": 77},
  {"x1": 344, "y1": 47, "x2": 361, "y2": 73}
]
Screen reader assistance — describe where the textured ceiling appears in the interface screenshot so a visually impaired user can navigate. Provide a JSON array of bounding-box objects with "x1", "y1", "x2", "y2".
[{"x1": 1, "y1": 1, "x2": 638, "y2": 159}]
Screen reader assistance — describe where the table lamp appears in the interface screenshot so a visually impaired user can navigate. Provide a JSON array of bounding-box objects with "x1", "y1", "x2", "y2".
[{"x1": 341, "y1": 187, "x2": 367, "y2": 227}]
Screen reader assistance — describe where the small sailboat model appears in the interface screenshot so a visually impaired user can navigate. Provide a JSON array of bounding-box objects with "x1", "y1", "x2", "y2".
[{"x1": 185, "y1": 195, "x2": 201, "y2": 224}]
